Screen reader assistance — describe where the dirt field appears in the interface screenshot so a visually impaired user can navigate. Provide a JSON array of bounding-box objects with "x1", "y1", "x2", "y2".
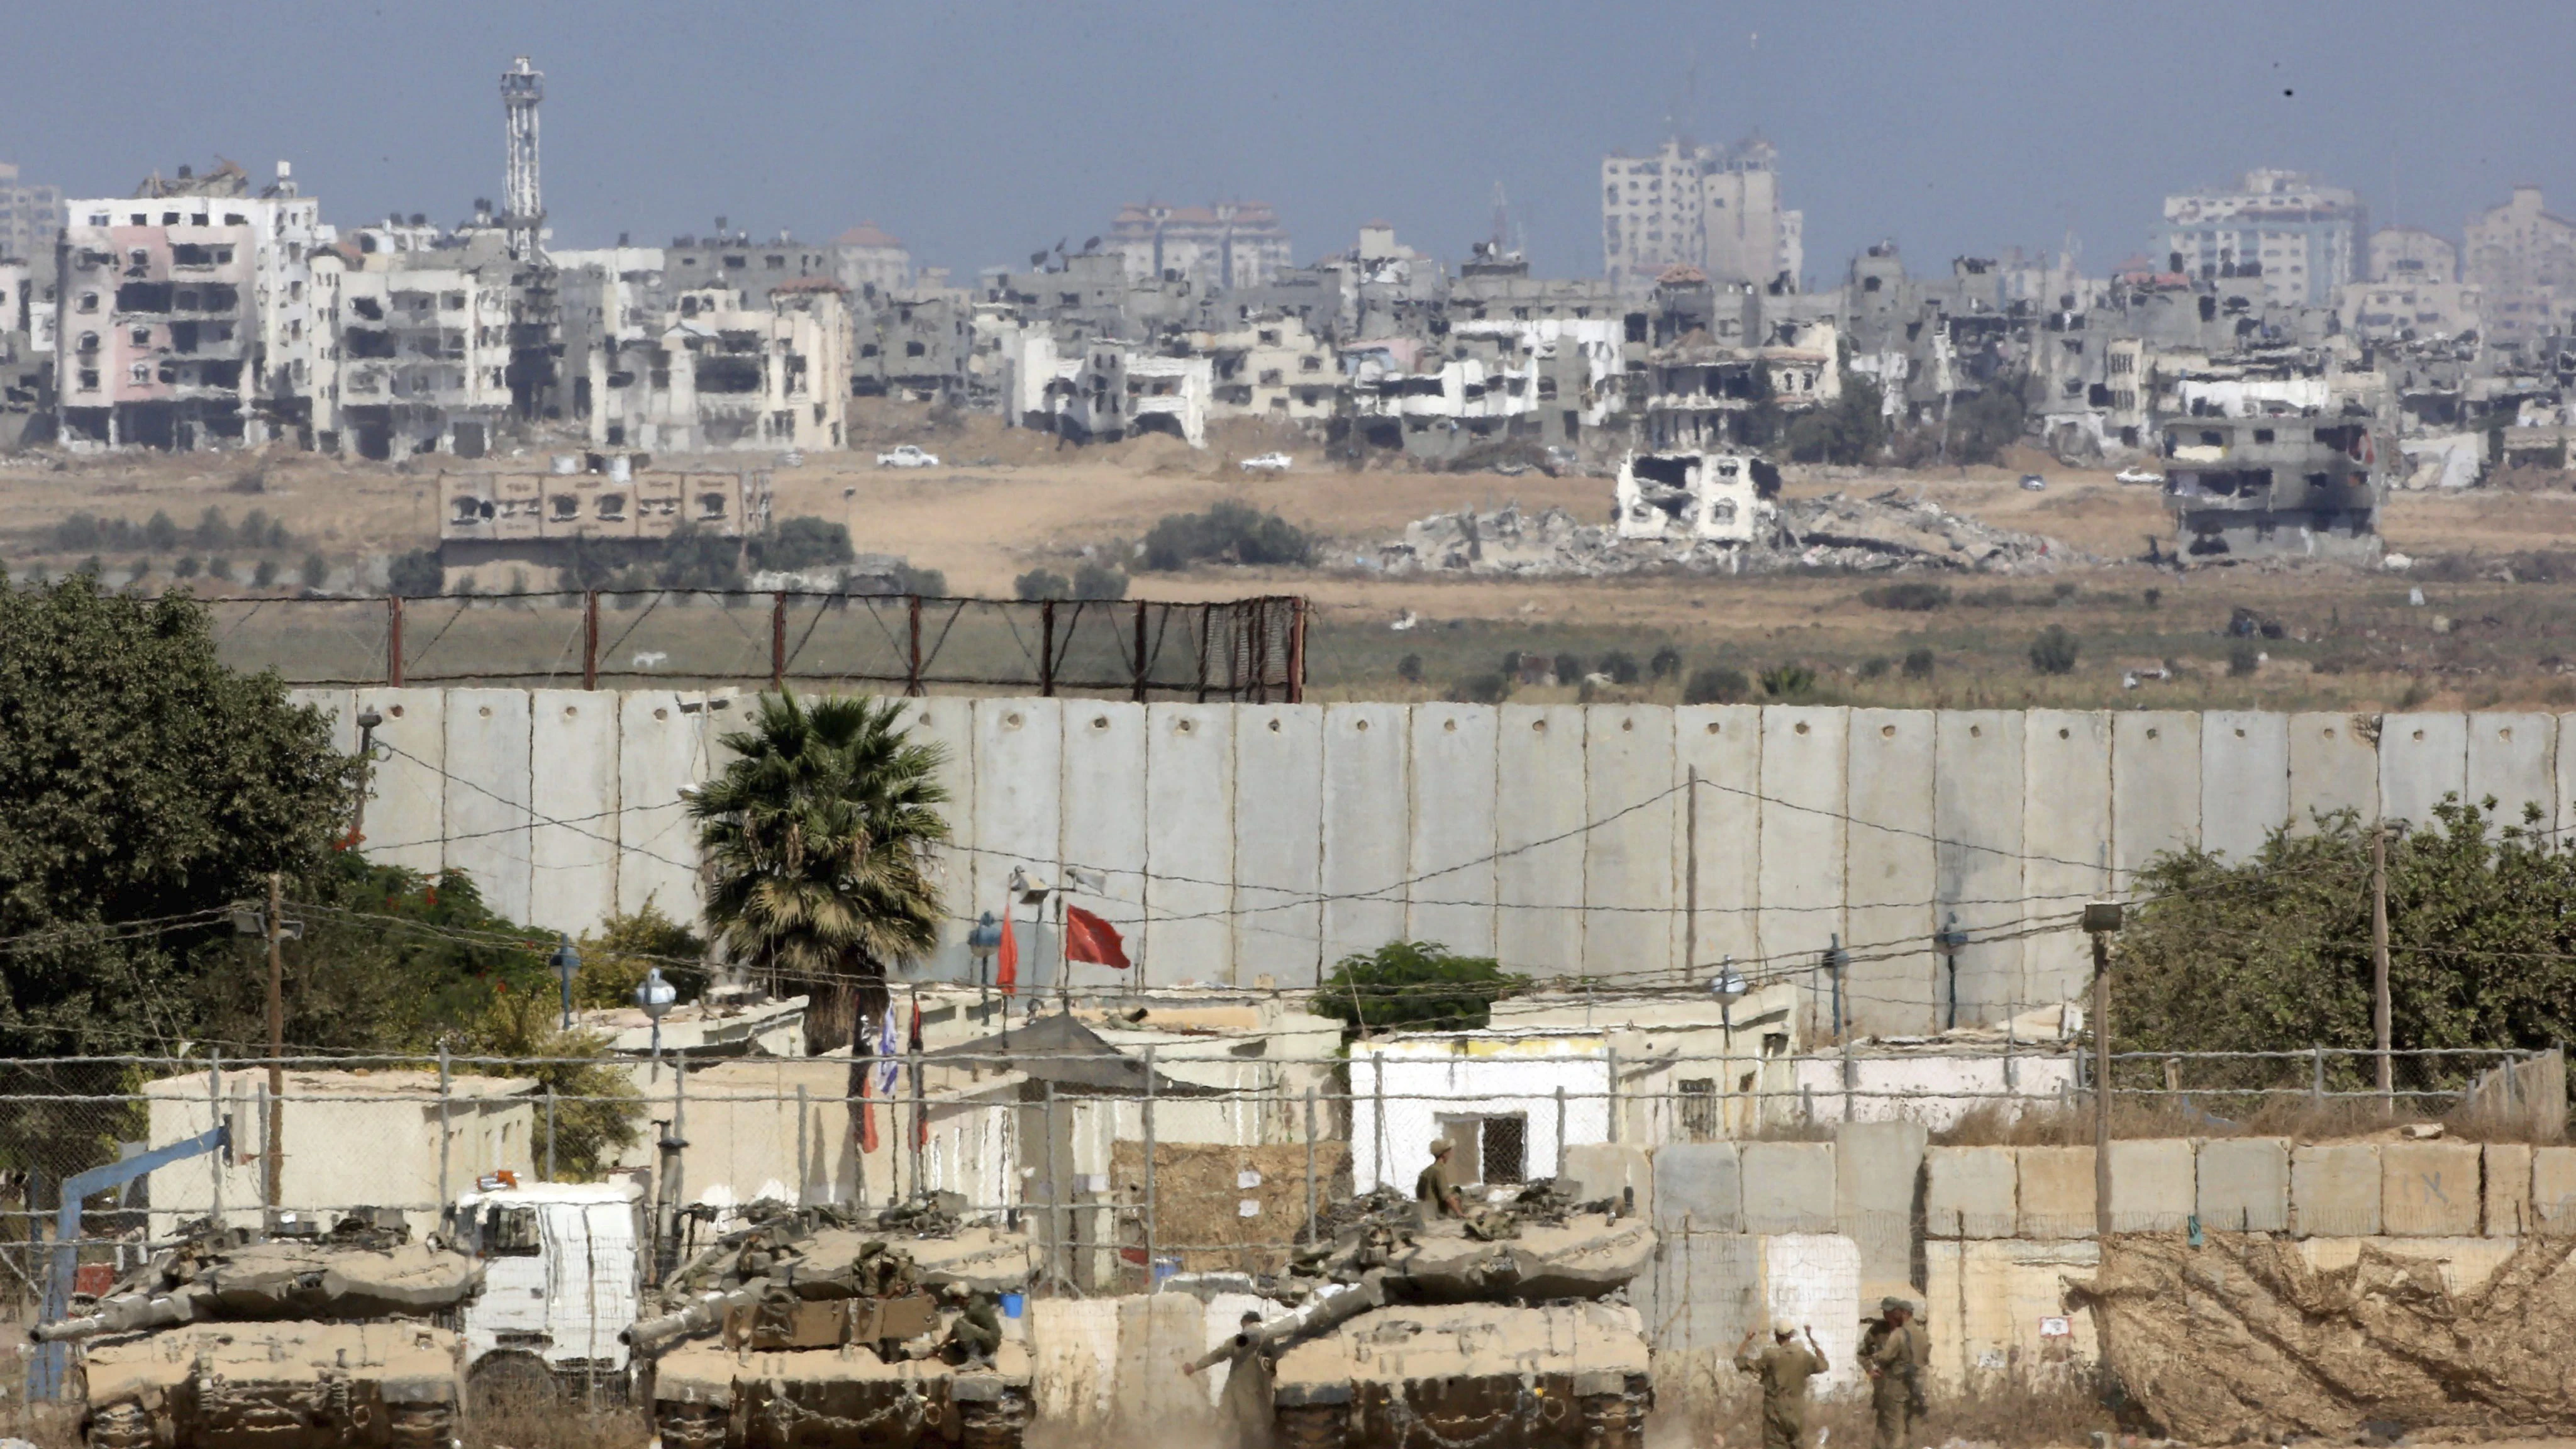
[{"x1": 8, "y1": 401, "x2": 2576, "y2": 710}]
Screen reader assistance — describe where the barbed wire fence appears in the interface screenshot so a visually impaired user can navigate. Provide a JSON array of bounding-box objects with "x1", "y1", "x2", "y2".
[{"x1": 0, "y1": 1041, "x2": 2557, "y2": 1326}]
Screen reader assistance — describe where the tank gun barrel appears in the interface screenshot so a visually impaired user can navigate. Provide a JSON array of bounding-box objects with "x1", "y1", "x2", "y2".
[
  {"x1": 624, "y1": 1284, "x2": 762, "y2": 1352},
  {"x1": 1184, "y1": 1272, "x2": 1385, "y2": 1376},
  {"x1": 33, "y1": 1284, "x2": 213, "y2": 1343}
]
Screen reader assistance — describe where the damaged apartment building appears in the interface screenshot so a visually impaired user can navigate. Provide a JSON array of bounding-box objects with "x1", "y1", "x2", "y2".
[
  {"x1": 555, "y1": 230, "x2": 850, "y2": 453},
  {"x1": 54, "y1": 161, "x2": 331, "y2": 450}
]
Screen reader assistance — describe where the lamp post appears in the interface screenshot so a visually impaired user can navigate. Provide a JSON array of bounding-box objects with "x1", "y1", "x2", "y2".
[
  {"x1": 550, "y1": 933, "x2": 580, "y2": 1032},
  {"x1": 967, "y1": 911, "x2": 1002, "y2": 1011},
  {"x1": 1935, "y1": 912, "x2": 1968, "y2": 1031},
  {"x1": 636, "y1": 967, "x2": 677, "y2": 1063},
  {"x1": 1709, "y1": 956, "x2": 1746, "y2": 1034}
]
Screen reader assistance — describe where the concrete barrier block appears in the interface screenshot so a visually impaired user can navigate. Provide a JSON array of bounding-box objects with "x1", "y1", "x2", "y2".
[
  {"x1": 1406, "y1": 704, "x2": 1497, "y2": 956},
  {"x1": 2287, "y1": 713, "x2": 2379, "y2": 832},
  {"x1": 1318, "y1": 702, "x2": 1406, "y2": 972},
  {"x1": 1028, "y1": 1296, "x2": 1119, "y2": 1428},
  {"x1": 2023, "y1": 711, "x2": 2111, "y2": 1009},
  {"x1": 1835, "y1": 1121, "x2": 1924, "y2": 1291},
  {"x1": 2381, "y1": 1140, "x2": 2481, "y2": 1236},
  {"x1": 1926, "y1": 1238, "x2": 2099, "y2": 1389},
  {"x1": 1648, "y1": 1228, "x2": 1758, "y2": 1356},
  {"x1": 2195, "y1": 1137, "x2": 2290, "y2": 1233},
  {"x1": 1741, "y1": 1140, "x2": 1837, "y2": 1235},
  {"x1": 1496, "y1": 706, "x2": 1587, "y2": 977},
  {"x1": 2379, "y1": 712, "x2": 2468, "y2": 831},
  {"x1": 1846, "y1": 709, "x2": 1937, "y2": 1036},
  {"x1": 1933, "y1": 712, "x2": 2025, "y2": 1025},
  {"x1": 1674, "y1": 706, "x2": 1762, "y2": 970},
  {"x1": 2484, "y1": 1143, "x2": 2533, "y2": 1236},
  {"x1": 1146, "y1": 702, "x2": 1236, "y2": 985},
  {"x1": 2015, "y1": 1146, "x2": 2097, "y2": 1239},
  {"x1": 2202, "y1": 712, "x2": 2290, "y2": 861},
  {"x1": 1760, "y1": 1233, "x2": 1863, "y2": 1396},
  {"x1": 2107, "y1": 1138, "x2": 2195, "y2": 1232},
  {"x1": 1653, "y1": 1142, "x2": 1743, "y2": 1235},
  {"x1": 2290, "y1": 1143, "x2": 2382, "y2": 1237},
  {"x1": 1758, "y1": 708, "x2": 1849, "y2": 996},
  {"x1": 1561, "y1": 1143, "x2": 1652, "y2": 1213},
  {"x1": 2533, "y1": 1147, "x2": 2576, "y2": 1235},
  {"x1": 1926, "y1": 1146, "x2": 2016, "y2": 1240},
  {"x1": 1582, "y1": 706, "x2": 1677, "y2": 979},
  {"x1": 2465, "y1": 713, "x2": 2557, "y2": 835}
]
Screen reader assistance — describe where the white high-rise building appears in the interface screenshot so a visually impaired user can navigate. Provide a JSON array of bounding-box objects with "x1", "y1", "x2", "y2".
[
  {"x1": 2158, "y1": 170, "x2": 2363, "y2": 308},
  {"x1": 1601, "y1": 135, "x2": 1802, "y2": 293}
]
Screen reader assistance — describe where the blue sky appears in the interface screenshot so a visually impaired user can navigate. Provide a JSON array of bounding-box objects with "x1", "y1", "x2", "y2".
[{"x1": 6, "y1": 1, "x2": 2566, "y2": 283}]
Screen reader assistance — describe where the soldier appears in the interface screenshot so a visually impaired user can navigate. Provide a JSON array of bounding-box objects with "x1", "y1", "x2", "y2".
[
  {"x1": 1865, "y1": 1297, "x2": 1928, "y2": 1449},
  {"x1": 942, "y1": 1284, "x2": 1003, "y2": 1365},
  {"x1": 1734, "y1": 1321, "x2": 1828, "y2": 1449},
  {"x1": 1416, "y1": 1141, "x2": 1465, "y2": 1218}
]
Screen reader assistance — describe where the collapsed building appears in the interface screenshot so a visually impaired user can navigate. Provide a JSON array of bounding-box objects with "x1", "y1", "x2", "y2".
[{"x1": 437, "y1": 459, "x2": 772, "y2": 587}]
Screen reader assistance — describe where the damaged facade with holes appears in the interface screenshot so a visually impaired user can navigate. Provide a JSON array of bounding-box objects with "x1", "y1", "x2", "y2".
[
  {"x1": 435, "y1": 462, "x2": 772, "y2": 584},
  {"x1": 330, "y1": 219, "x2": 563, "y2": 462},
  {"x1": 53, "y1": 161, "x2": 332, "y2": 450},
  {"x1": 562, "y1": 273, "x2": 850, "y2": 453},
  {"x1": 2163, "y1": 414, "x2": 2389, "y2": 564}
]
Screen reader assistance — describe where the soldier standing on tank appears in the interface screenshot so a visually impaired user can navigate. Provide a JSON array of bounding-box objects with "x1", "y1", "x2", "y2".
[
  {"x1": 1864, "y1": 1297, "x2": 1928, "y2": 1449},
  {"x1": 1735, "y1": 1321, "x2": 1828, "y2": 1449},
  {"x1": 1416, "y1": 1140, "x2": 1465, "y2": 1218}
]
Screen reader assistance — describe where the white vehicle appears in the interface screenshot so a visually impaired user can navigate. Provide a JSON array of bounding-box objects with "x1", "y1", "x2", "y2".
[
  {"x1": 1241, "y1": 451, "x2": 1293, "y2": 473},
  {"x1": 876, "y1": 445, "x2": 940, "y2": 468},
  {"x1": 2115, "y1": 466, "x2": 2167, "y2": 486},
  {"x1": 2019, "y1": 473, "x2": 2048, "y2": 491},
  {"x1": 446, "y1": 1178, "x2": 648, "y2": 1404}
]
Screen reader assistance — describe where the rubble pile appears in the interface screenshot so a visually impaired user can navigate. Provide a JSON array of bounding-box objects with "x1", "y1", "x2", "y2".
[{"x1": 1371, "y1": 487, "x2": 2072, "y2": 577}]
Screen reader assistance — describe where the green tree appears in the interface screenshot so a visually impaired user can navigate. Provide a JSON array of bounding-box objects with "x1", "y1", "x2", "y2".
[
  {"x1": 690, "y1": 692, "x2": 949, "y2": 1053},
  {"x1": 573, "y1": 897, "x2": 709, "y2": 1009},
  {"x1": 2115, "y1": 801, "x2": 2576, "y2": 1096},
  {"x1": 1072, "y1": 561, "x2": 1128, "y2": 600},
  {"x1": 1316, "y1": 941, "x2": 1531, "y2": 1035},
  {"x1": 656, "y1": 523, "x2": 747, "y2": 591},
  {"x1": 1013, "y1": 568, "x2": 1071, "y2": 601},
  {"x1": 451, "y1": 989, "x2": 645, "y2": 1180},
  {"x1": 1781, "y1": 376, "x2": 1889, "y2": 465},
  {"x1": 388, "y1": 549, "x2": 444, "y2": 597},
  {"x1": 0, "y1": 575, "x2": 352, "y2": 1060},
  {"x1": 2029, "y1": 625, "x2": 2081, "y2": 675},
  {"x1": 1947, "y1": 386, "x2": 2029, "y2": 465},
  {"x1": 1684, "y1": 666, "x2": 1750, "y2": 704},
  {"x1": 747, "y1": 517, "x2": 855, "y2": 575}
]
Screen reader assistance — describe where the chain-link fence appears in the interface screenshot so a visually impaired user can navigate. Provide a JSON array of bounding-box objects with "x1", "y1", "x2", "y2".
[
  {"x1": 199, "y1": 591, "x2": 1308, "y2": 699},
  {"x1": 1, "y1": 1039, "x2": 2558, "y2": 1329}
]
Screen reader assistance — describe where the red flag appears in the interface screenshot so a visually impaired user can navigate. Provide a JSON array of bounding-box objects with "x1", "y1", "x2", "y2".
[
  {"x1": 857, "y1": 1066, "x2": 880, "y2": 1155},
  {"x1": 996, "y1": 909, "x2": 1018, "y2": 994},
  {"x1": 1064, "y1": 906, "x2": 1130, "y2": 969}
]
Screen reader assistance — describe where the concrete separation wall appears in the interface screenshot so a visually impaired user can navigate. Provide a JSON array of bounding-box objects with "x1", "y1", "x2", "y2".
[
  {"x1": 2196, "y1": 1137, "x2": 2290, "y2": 1233},
  {"x1": 290, "y1": 694, "x2": 2573, "y2": 1014}
]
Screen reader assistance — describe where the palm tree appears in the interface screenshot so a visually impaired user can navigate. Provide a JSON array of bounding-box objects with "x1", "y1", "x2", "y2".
[{"x1": 690, "y1": 692, "x2": 949, "y2": 1052}]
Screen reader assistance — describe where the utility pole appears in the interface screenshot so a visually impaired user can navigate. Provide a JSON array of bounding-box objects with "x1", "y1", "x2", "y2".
[
  {"x1": 2084, "y1": 901, "x2": 2123, "y2": 1240},
  {"x1": 350, "y1": 709, "x2": 382, "y2": 847},
  {"x1": 265, "y1": 872, "x2": 286, "y2": 1212},
  {"x1": 1683, "y1": 767, "x2": 1699, "y2": 980},
  {"x1": 2372, "y1": 825, "x2": 2392, "y2": 1112}
]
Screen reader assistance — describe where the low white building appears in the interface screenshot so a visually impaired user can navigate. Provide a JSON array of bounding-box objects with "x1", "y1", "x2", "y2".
[
  {"x1": 144, "y1": 1069, "x2": 538, "y2": 1238},
  {"x1": 1613, "y1": 449, "x2": 1774, "y2": 545},
  {"x1": 1349, "y1": 983, "x2": 1802, "y2": 1197}
]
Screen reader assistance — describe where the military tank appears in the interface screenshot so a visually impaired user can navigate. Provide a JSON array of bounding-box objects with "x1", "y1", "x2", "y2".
[
  {"x1": 34, "y1": 1211, "x2": 483, "y2": 1449},
  {"x1": 1191, "y1": 1182, "x2": 1656, "y2": 1449},
  {"x1": 626, "y1": 1201, "x2": 1037, "y2": 1449}
]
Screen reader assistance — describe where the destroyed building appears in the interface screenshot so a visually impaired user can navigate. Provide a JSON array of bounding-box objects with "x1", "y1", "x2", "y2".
[
  {"x1": 1600, "y1": 133, "x2": 1803, "y2": 294},
  {"x1": 1613, "y1": 450, "x2": 1779, "y2": 545},
  {"x1": 55, "y1": 161, "x2": 330, "y2": 450},
  {"x1": 2162, "y1": 414, "x2": 2388, "y2": 564},
  {"x1": 437, "y1": 461, "x2": 771, "y2": 586},
  {"x1": 1109, "y1": 200, "x2": 1292, "y2": 291},
  {"x1": 556, "y1": 248, "x2": 850, "y2": 453}
]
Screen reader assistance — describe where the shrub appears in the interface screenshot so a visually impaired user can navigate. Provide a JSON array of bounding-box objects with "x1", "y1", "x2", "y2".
[
  {"x1": 1684, "y1": 666, "x2": 1750, "y2": 705},
  {"x1": 748, "y1": 516, "x2": 856, "y2": 574},
  {"x1": 2051, "y1": 580, "x2": 2078, "y2": 602},
  {"x1": 387, "y1": 548, "x2": 445, "y2": 597},
  {"x1": 1760, "y1": 662, "x2": 1818, "y2": 699},
  {"x1": 1902, "y1": 647, "x2": 1936, "y2": 679},
  {"x1": 1450, "y1": 672, "x2": 1510, "y2": 704},
  {"x1": 1552, "y1": 651, "x2": 1583, "y2": 686},
  {"x1": 128, "y1": 557, "x2": 151, "y2": 581},
  {"x1": 653, "y1": 523, "x2": 745, "y2": 591},
  {"x1": 52, "y1": 514, "x2": 103, "y2": 552},
  {"x1": 1963, "y1": 586, "x2": 2017, "y2": 608},
  {"x1": 252, "y1": 558, "x2": 279, "y2": 588},
  {"x1": 192, "y1": 507, "x2": 232, "y2": 551},
  {"x1": 1071, "y1": 561, "x2": 1128, "y2": 600},
  {"x1": 2029, "y1": 625, "x2": 2081, "y2": 675},
  {"x1": 1315, "y1": 941, "x2": 1531, "y2": 1034},
  {"x1": 892, "y1": 563, "x2": 947, "y2": 597},
  {"x1": 174, "y1": 555, "x2": 202, "y2": 579},
  {"x1": 301, "y1": 552, "x2": 330, "y2": 589},
  {"x1": 240, "y1": 508, "x2": 291, "y2": 550},
  {"x1": 206, "y1": 557, "x2": 234, "y2": 582},
  {"x1": 143, "y1": 510, "x2": 180, "y2": 552},
  {"x1": 2143, "y1": 587, "x2": 2162, "y2": 609},
  {"x1": 1396, "y1": 653, "x2": 1423, "y2": 684},
  {"x1": 1599, "y1": 650, "x2": 1641, "y2": 685},
  {"x1": 1140, "y1": 501, "x2": 1314, "y2": 570},
  {"x1": 1013, "y1": 568, "x2": 1071, "y2": 601},
  {"x1": 2228, "y1": 640, "x2": 2262, "y2": 677},
  {"x1": 1859, "y1": 580, "x2": 1952, "y2": 612},
  {"x1": 1649, "y1": 645, "x2": 1683, "y2": 680},
  {"x1": 1859, "y1": 656, "x2": 1890, "y2": 679}
]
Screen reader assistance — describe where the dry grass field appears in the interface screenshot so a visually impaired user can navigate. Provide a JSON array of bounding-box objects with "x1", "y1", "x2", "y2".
[{"x1": 7, "y1": 398, "x2": 2576, "y2": 710}]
